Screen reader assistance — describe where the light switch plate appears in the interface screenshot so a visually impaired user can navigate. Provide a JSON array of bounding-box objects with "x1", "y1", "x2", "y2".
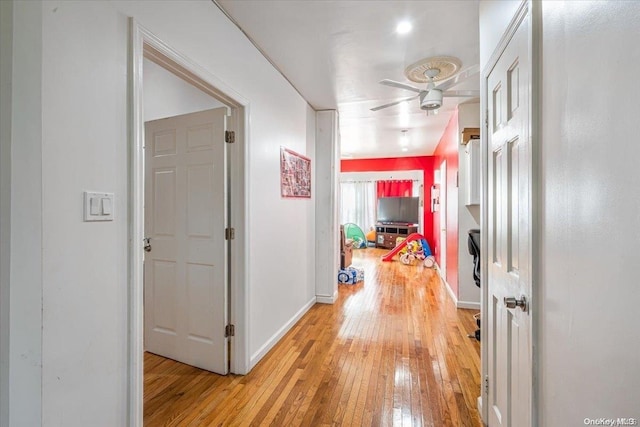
[{"x1": 84, "y1": 191, "x2": 114, "y2": 222}]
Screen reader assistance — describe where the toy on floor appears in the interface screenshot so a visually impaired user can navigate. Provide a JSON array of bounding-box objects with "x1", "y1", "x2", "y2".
[
  {"x1": 365, "y1": 227, "x2": 376, "y2": 244},
  {"x1": 381, "y1": 233, "x2": 434, "y2": 268},
  {"x1": 423, "y1": 255, "x2": 436, "y2": 268},
  {"x1": 343, "y1": 223, "x2": 367, "y2": 249},
  {"x1": 338, "y1": 266, "x2": 365, "y2": 285},
  {"x1": 399, "y1": 239, "x2": 427, "y2": 265}
]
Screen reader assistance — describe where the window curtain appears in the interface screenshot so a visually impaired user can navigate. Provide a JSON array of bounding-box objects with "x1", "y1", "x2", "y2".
[
  {"x1": 340, "y1": 181, "x2": 377, "y2": 232},
  {"x1": 376, "y1": 180, "x2": 414, "y2": 198}
]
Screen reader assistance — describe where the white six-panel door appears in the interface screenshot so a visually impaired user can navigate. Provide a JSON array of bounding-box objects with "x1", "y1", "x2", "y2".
[
  {"x1": 487, "y1": 12, "x2": 532, "y2": 427},
  {"x1": 144, "y1": 107, "x2": 228, "y2": 374}
]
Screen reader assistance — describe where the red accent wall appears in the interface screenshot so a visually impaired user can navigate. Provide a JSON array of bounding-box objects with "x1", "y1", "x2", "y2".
[
  {"x1": 432, "y1": 111, "x2": 459, "y2": 296},
  {"x1": 340, "y1": 156, "x2": 436, "y2": 248}
]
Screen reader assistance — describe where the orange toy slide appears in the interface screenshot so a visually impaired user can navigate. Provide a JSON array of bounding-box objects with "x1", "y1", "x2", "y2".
[{"x1": 381, "y1": 233, "x2": 425, "y2": 262}]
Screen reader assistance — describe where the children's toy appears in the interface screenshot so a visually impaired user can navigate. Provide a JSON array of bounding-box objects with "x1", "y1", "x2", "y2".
[
  {"x1": 349, "y1": 266, "x2": 364, "y2": 282},
  {"x1": 399, "y1": 239, "x2": 427, "y2": 265},
  {"x1": 338, "y1": 269, "x2": 357, "y2": 284},
  {"x1": 338, "y1": 266, "x2": 365, "y2": 285},
  {"x1": 381, "y1": 232, "x2": 433, "y2": 263},
  {"x1": 343, "y1": 223, "x2": 367, "y2": 249},
  {"x1": 423, "y1": 255, "x2": 436, "y2": 268},
  {"x1": 365, "y1": 227, "x2": 376, "y2": 244}
]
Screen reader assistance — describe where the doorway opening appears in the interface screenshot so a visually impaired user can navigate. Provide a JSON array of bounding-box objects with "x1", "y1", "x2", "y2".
[
  {"x1": 129, "y1": 20, "x2": 249, "y2": 425},
  {"x1": 143, "y1": 65, "x2": 229, "y2": 374},
  {"x1": 338, "y1": 170, "x2": 425, "y2": 240}
]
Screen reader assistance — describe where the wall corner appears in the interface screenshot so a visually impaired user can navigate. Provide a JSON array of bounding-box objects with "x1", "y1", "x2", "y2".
[
  {"x1": 6, "y1": 1, "x2": 44, "y2": 425},
  {"x1": 315, "y1": 110, "x2": 340, "y2": 302}
]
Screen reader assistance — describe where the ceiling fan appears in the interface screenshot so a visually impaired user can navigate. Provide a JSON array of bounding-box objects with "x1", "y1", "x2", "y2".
[{"x1": 371, "y1": 65, "x2": 480, "y2": 112}]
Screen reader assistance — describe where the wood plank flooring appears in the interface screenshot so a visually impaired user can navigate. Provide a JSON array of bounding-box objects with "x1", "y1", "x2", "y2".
[{"x1": 144, "y1": 248, "x2": 482, "y2": 426}]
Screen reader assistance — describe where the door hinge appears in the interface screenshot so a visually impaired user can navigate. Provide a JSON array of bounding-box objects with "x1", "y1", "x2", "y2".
[
  {"x1": 225, "y1": 130, "x2": 235, "y2": 143},
  {"x1": 484, "y1": 375, "x2": 489, "y2": 394},
  {"x1": 225, "y1": 227, "x2": 235, "y2": 240},
  {"x1": 225, "y1": 324, "x2": 235, "y2": 337}
]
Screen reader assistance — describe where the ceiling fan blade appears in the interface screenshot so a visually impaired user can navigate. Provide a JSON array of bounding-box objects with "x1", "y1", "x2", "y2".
[
  {"x1": 379, "y1": 79, "x2": 422, "y2": 93},
  {"x1": 436, "y1": 64, "x2": 480, "y2": 92},
  {"x1": 370, "y1": 95, "x2": 419, "y2": 111},
  {"x1": 442, "y1": 90, "x2": 480, "y2": 98}
]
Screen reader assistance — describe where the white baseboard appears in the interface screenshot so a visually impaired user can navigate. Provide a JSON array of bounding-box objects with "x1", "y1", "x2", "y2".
[
  {"x1": 456, "y1": 300, "x2": 481, "y2": 310},
  {"x1": 249, "y1": 296, "x2": 316, "y2": 369},
  {"x1": 435, "y1": 264, "x2": 480, "y2": 310},
  {"x1": 444, "y1": 280, "x2": 458, "y2": 305},
  {"x1": 316, "y1": 289, "x2": 338, "y2": 304},
  {"x1": 436, "y1": 263, "x2": 458, "y2": 305}
]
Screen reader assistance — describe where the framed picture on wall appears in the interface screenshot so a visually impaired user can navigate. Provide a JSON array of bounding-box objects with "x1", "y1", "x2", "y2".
[{"x1": 280, "y1": 147, "x2": 311, "y2": 198}]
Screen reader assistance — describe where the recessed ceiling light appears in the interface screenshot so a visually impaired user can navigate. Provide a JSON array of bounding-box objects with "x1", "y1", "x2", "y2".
[
  {"x1": 400, "y1": 129, "x2": 409, "y2": 146},
  {"x1": 401, "y1": 147, "x2": 409, "y2": 152},
  {"x1": 396, "y1": 21, "x2": 412, "y2": 35}
]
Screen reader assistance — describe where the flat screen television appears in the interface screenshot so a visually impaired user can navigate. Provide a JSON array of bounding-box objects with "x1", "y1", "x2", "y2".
[{"x1": 377, "y1": 197, "x2": 419, "y2": 224}]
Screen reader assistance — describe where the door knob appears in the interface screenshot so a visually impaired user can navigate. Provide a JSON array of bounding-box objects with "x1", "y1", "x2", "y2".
[
  {"x1": 143, "y1": 237, "x2": 152, "y2": 252},
  {"x1": 504, "y1": 296, "x2": 528, "y2": 312}
]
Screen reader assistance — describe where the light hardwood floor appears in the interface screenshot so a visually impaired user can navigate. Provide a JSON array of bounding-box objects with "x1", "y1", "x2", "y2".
[{"x1": 144, "y1": 248, "x2": 482, "y2": 426}]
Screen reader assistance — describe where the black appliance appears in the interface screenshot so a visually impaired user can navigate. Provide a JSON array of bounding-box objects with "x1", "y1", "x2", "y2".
[{"x1": 468, "y1": 229, "x2": 481, "y2": 341}]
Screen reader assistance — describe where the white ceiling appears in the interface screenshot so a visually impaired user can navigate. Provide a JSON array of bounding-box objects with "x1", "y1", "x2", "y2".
[{"x1": 216, "y1": 0, "x2": 480, "y2": 158}]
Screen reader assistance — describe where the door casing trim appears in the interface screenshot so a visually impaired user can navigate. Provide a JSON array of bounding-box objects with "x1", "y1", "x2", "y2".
[
  {"x1": 129, "y1": 19, "x2": 250, "y2": 426},
  {"x1": 479, "y1": 0, "x2": 540, "y2": 424}
]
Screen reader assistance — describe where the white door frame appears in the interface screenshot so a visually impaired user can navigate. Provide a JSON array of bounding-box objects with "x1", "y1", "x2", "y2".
[
  {"x1": 479, "y1": 0, "x2": 540, "y2": 424},
  {"x1": 439, "y1": 160, "x2": 447, "y2": 280},
  {"x1": 129, "y1": 19, "x2": 250, "y2": 426}
]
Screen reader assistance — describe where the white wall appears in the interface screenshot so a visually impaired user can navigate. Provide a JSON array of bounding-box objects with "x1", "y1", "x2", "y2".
[
  {"x1": 479, "y1": 0, "x2": 521, "y2": 71},
  {"x1": 456, "y1": 103, "x2": 480, "y2": 307},
  {"x1": 315, "y1": 110, "x2": 340, "y2": 303},
  {"x1": 5, "y1": 0, "x2": 318, "y2": 425},
  {"x1": 143, "y1": 58, "x2": 223, "y2": 122},
  {"x1": 538, "y1": 1, "x2": 640, "y2": 423},
  {"x1": 480, "y1": 0, "x2": 640, "y2": 423},
  {"x1": 40, "y1": 2, "x2": 128, "y2": 424},
  {"x1": 5, "y1": 2, "x2": 44, "y2": 426},
  {"x1": 305, "y1": 105, "x2": 317, "y2": 307},
  {"x1": 0, "y1": 1, "x2": 13, "y2": 425}
]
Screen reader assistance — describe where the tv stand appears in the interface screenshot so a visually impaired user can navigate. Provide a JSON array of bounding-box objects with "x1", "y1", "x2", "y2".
[{"x1": 375, "y1": 223, "x2": 418, "y2": 249}]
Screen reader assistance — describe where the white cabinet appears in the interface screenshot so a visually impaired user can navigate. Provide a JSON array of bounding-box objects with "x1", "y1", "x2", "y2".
[{"x1": 465, "y1": 139, "x2": 480, "y2": 205}]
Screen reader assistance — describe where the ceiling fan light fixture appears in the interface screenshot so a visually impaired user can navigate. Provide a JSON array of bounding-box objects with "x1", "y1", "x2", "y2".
[
  {"x1": 420, "y1": 89, "x2": 443, "y2": 110},
  {"x1": 424, "y1": 69, "x2": 440, "y2": 80}
]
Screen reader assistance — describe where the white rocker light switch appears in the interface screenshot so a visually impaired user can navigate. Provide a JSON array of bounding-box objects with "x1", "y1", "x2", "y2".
[{"x1": 84, "y1": 191, "x2": 114, "y2": 222}]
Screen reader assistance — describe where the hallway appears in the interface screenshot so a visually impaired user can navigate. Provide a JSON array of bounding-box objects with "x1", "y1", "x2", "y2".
[{"x1": 144, "y1": 249, "x2": 481, "y2": 426}]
